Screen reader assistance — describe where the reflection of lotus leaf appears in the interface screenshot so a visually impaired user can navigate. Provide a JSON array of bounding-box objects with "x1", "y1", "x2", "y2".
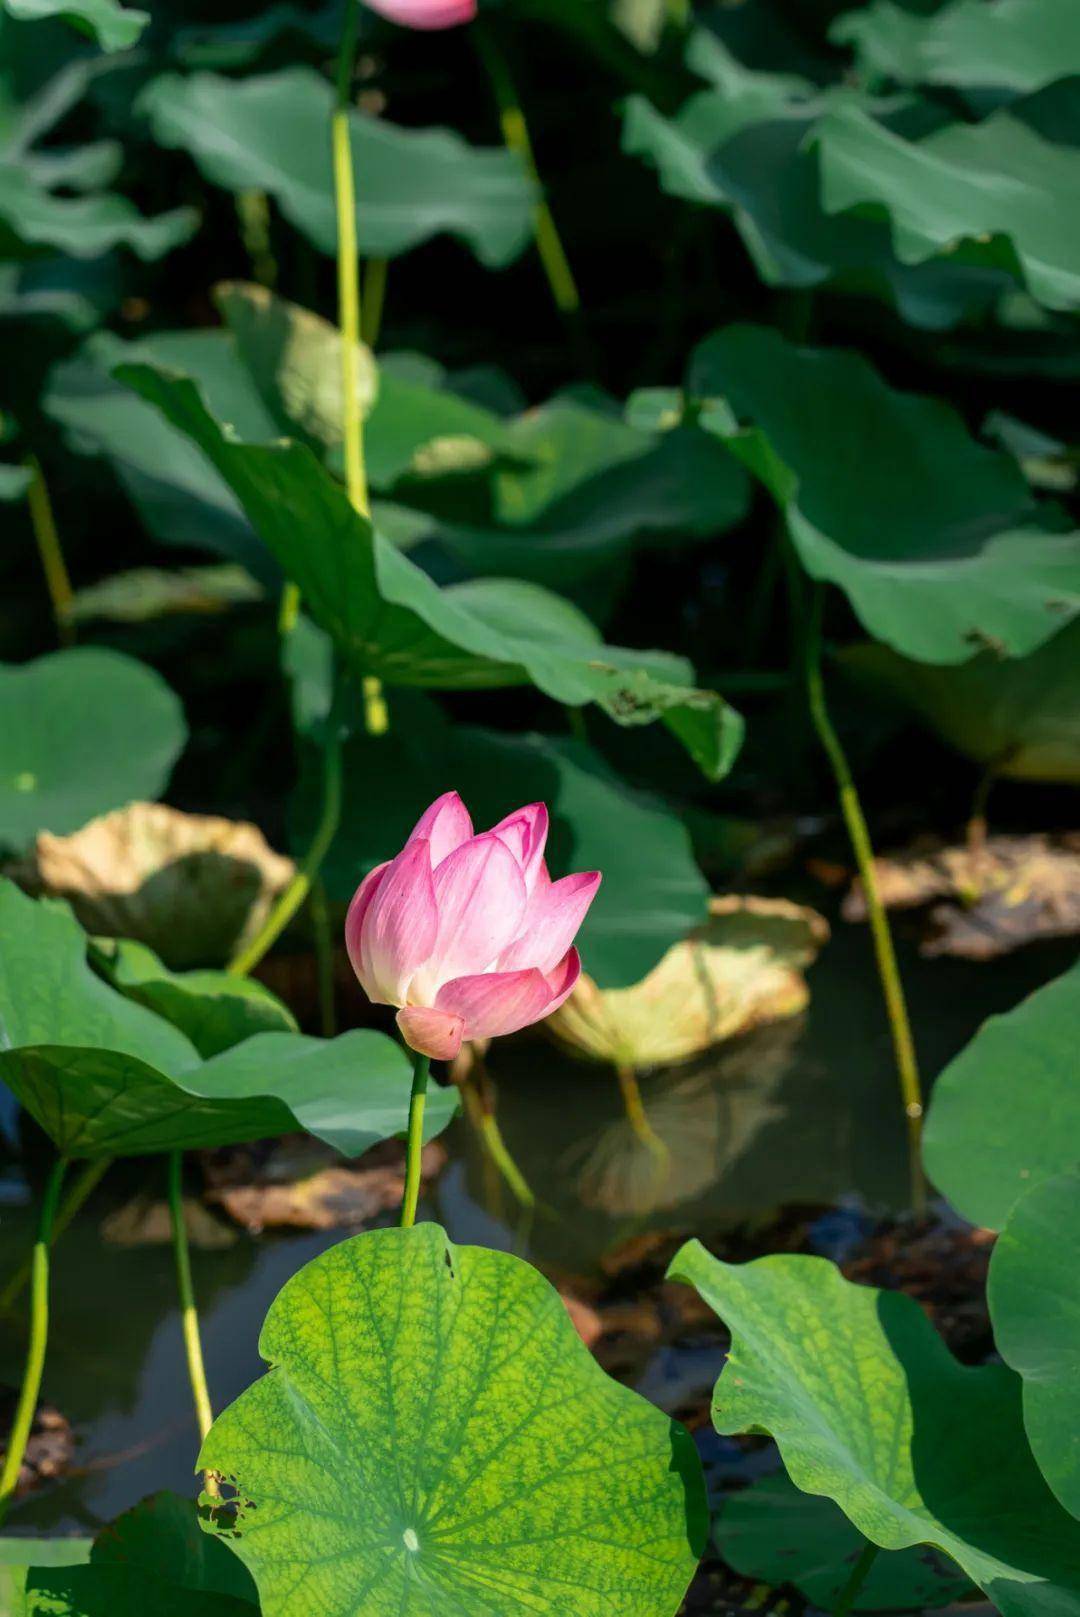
[
  {"x1": 548, "y1": 895, "x2": 828, "y2": 1069},
  {"x1": 10, "y1": 802, "x2": 295, "y2": 969}
]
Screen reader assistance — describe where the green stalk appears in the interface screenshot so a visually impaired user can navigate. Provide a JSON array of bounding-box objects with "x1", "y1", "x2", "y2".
[
  {"x1": 475, "y1": 24, "x2": 582, "y2": 321},
  {"x1": 227, "y1": 733, "x2": 342, "y2": 977},
  {"x1": 400, "y1": 1051, "x2": 431, "y2": 1229},
  {"x1": 25, "y1": 457, "x2": 74, "y2": 647},
  {"x1": 803, "y1": 586, "x2": 926, "y2": 1212},
  {"x1": 615, "y1": 1063, "x2": 671, "y2": 1184},
  {"x1": 833, "y1": 1540, "x2": 880, "y2": 1617},
  {"x1": 477, "y1": 1109, "x2": 536, "y2": 1211},
  {"x1": 334, "y1": 0, "x2": 370, "y2": 518},
  {"x1": 167, "y1": 1152, "x2": 219, "y2": 1495},
  {"x1": 0, "y1": 1157, "x2": 110, "y2": 1314},
  {"x1": 0, "y1": 1157, "x2": 67, "y2": 1521}
]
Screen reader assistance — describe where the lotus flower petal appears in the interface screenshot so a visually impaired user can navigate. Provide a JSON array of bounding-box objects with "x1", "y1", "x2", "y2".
[
  {"x1": 359, "y1": 839, "x2": 438, "y2": 1004},
  {"x1": 344, "y1": 860, "x2": 388, "y2": 982},
  {"x1": 490, "y1": 802, "x2": 549, "y2": 893},
  {"x1": 406, "y1": 790, "x2": 473, "y2": 868},
  {"x1": 435, "y1": 967, "x2": 556, "y2": 1040},
  {"x1": 498, "y1": 870, "x2": 601, "y2": 975},
  {"x1": 397, "y1": 1006, "x2": 466, "y2": 1062},
  {"x1": 365, "y1": 0, "x2": 476, "y2": 28},
  {"x1": 409, "y1": 833, "x2": 527, "y2": 1001}
]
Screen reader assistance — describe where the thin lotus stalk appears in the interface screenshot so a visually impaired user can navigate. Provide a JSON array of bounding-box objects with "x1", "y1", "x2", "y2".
[
  {"x1": 361, "y1": 257, "x2": 389, "y2": 348},
  {"x1": 167, "y1": 1151, "x2": 219, "y2": 1496},
  {"x1": 0, "y1": 1157, "x2": 110, "y2": 1314},
  {"x1": 400, "y1": 1052, "x2": 432, "y2": 1228},
  {"x1": 803, "y1": 585, "x2": 926, "y2": 1214},
  {"x1": 477, "y1": 1110, "x2": 536, "y2": 1212},
  {"x1": 832, "y1": 1540, "x2": 880, "y2": 1617},
  {"x1": 25, "y1": 457, "x2": 74, "y2": 648},
  {"x1": 278, "y1": 581, "x2": 301, "y2": 636},
  {"x1": 614, "y1": 1064, "x2": 671, "y2": 1183},
  {"x1": 474, "y1": 24, "x2": 582, "y2": 320},
  {"x1": 0, "y1": 1156, "x2": 67, "y2": 1522},
  {"x1": 334, "y1": 0, "x2": 371, "y2": 519},
  {"x1": 227, "y1": 734, "x2": 343, "y2": 977}
]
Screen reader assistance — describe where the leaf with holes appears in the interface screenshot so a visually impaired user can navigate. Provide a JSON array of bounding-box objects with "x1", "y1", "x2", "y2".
[
  {"x1": 0, "y1": 881, "x2": 457, "y2": 1158},
  {"x1": 0, "y1": 649, "x2": 187, "y2": 852},
  {"x1": 923, "y1": 958, "x2": 1080, "y2": 1230},
  {"x1": 199, "y1": 1222, "x2": 708, "y2": 1616},
  {"x1": 670, "y1": 1241, "x2": 1080, "y2": 1617}
]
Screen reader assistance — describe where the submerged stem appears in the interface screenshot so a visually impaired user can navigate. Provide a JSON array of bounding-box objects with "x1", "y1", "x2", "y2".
[
  {"x1": 0, "y1": 1156, "x2": 67, "y2": 1521},
  {"x1": 615, "y1": 1064, "x2": 671, "y2": 1180},
  {"x1": 227, "y1": 733, "x2": 342, "y2": 977},
  {"x1": 167, "y1": 1151, "x2": 218, "y2": 1493},
  {"x1": 832, "y1": 1540, "x2": 880, "y2": 1617},
  {"x1": 25, "y1": 457, "x2": 74, "y2": 647},
  {"x1": 803, "y1": 586, "x2": 926, "y2": 1213},
  {"x1": 400, "y1": 1051, "x2": 431, "y2": 1229}
]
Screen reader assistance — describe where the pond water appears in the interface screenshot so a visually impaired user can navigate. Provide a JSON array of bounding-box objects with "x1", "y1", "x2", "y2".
[{"x1": 0, "y1": 909, "x2": 1073, "y2": 1538}]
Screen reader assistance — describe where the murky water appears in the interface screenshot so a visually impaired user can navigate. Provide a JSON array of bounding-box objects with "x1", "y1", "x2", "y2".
[{"x1": 0, "y1": 914, "x2": 1072, "y2": 1536}]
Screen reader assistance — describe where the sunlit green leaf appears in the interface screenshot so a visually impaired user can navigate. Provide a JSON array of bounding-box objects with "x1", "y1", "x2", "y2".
[
  {"x1": 671, "y1": 1240, "x2": 1080, "y2": 1617},
  {"x1": 119, "y1": 363, "x2": 744, "y2": 779},
  {"x1": 924, "y1": 959, "x2": 1080, "y2": 1230},
  {"x1": 716, "y1": 1471, "x2": 972, "y2": 1609},
  {"x1": 139, "y1": 68, "x2": 537, "y2": 267},
  {"x1": 832, "y1": 0, "x2": 1080, "y2": 96},
  {"x1": 0, "y1": 880, "x2": 457, "y2": 1158},
  {"x1": 0, "y1": 649, "x2": 187, "y2": 851},
  {"x1": 199, "y1": 1222, "x2": 708, "y2": 1615},
  {"x1": 693, "y1": 324, "x2": 1080, "y2": 662}
]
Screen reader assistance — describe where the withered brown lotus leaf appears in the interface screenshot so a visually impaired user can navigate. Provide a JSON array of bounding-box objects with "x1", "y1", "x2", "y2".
[{"x1": 9, "y1": 801, "x2": 295, "y2": 969}]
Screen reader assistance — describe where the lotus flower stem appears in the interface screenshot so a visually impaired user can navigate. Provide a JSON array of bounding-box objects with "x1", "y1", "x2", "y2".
[
  {"x1": 832, "y1": 1539, "x2": 880, "y2": 1616},
  {"x1": 803, "y1": 586, "x2": 926, "y2": 1214},
  {"x1": 0, "y1": 1157, "x2": 111, "y2": 1314},
  {"x1": 0, "y1": 1155, "x2": 67, "y2": 1522},
  {"x1": 400, "y1": 1051, "x2": 432, "y2": 1228},
  {"x1": 474, "y1": 23, "x2": 582, "y2": 321},
  {"x1": 24, "y1": 457, "x2": 74, "y2": 649},
  {"x1": 167, "y1": 1150, "x2": 219, "y2": 1495}
]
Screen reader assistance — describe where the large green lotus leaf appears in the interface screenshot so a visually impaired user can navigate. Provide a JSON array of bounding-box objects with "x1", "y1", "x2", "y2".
[
  {"x1": 0, "y1": 162, "x2": 194, "y2": 262},
  {"x1": 989, "y1": 1168, "x2": 1080, "y2": 1521},
  {"x1": 669, "y1": 1241, "x2": 1080, "y2": 1617},
  {"x1": 2, "y1": 0, "x2": 147, "y2": 51},
  {"x1": 120, "y1": 363, "x2": 744, "y2": 780},
  {"x1": 832, "y1": 0, "x2": 1080, "y2": 96},
  {"x1": 0, "y1": 649, "x2": 187, "y2": 851},
  {"x1": 294, "y1": 688, "x2": 710, "y2": 989},
  {"x1": 139, "y1": 68, "x2": 536, "y2": 267},
  {"x1": 95, "y1": 936, "x2": 298, "y2": 1059},
  {"x1": 693, "y1": 324, "x2": 1080, "y2": 662},
  {"x1": 0, "y1": 1537, "x2": 91, "y2": 1617},
  {"x1": 0, "y1": 881, "x2": 457, "y2": 1158},
  {"x1": 923, "y1": 959, "x2": 1080, "y2": 1230},
  {"x1": 814, "y1": 98, "x2": 1080, "y2": 313},
  {"x1": 22, "y1": 1492, "x2": 257, "y2": 1615},
  {"x1": 716, "y1": 1471, "x2": 972, "y2": 1609},
  {"x1": 45, "y1": 330, "x2": 276, "y2": 577},
  {"x1": 198, "y1": 1222, "x2": 708, "y2": 1615},
  {"x1": 841, "y1": 624, "x2": 1080, "y2": 783}
]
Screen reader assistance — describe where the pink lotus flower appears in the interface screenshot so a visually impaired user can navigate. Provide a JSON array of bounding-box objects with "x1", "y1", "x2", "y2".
[
  {"x1": 364, "y1": 0, "x2": 476, "y2": 28},
  {"x1": 346, "y1": 792, "x2": 600, "y2": 1062}
]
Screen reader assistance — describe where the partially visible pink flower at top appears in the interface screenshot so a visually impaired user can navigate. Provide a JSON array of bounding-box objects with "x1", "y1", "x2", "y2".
[
  {"x1": 346, "y1": 792, "x2": 601, "y2": 1062},
  {"x1": 364, "y1": 0, "x2": 476, "y2": 28}
]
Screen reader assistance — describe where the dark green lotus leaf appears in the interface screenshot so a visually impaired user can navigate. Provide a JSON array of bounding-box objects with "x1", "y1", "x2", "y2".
[
  {"x1": 139, "y1": 68, "x2": 537, "y2": 267},
  {"x1": 2, "y1": 0, "x2": 148, "y2": 51},
  {"x1": 199, "y1": 1223, "x2": 708, "y2": 1616},
  {"x1": 813, "y1": 96, "x2": 1080, "y2": 313},
  {"x1": 716, "y1": 1471, "x2": 972, "y2": 1609},
  {"x1": 832, "y1": 0, "x2": 1080, "y2": 96},
  {"x1": 0, "y1": 1536, "x2": 91, "y2": 1616},
  {"x1": 119, "y1": 362, "x2": 744, "y2": 780},
  {"x1": 173, "y1": 3, "x2": 341, "y2": 71},
  {"x1": 0, "y1": 880, "x2": 457, "y2": 1158},
  {"x1": 989, "y1": 1168, "x2": 1080, "y2": 1522},
  {"x1": 841, "y1": 624, "x2": 1080, "y2": 783},
  {"x1": 293, "y1": 685, "x2": 710, "y2": 988},
  {"x1": 0, "y1": 161, "x2": 194, "y2": 262},
  {"x1": 45, "y1": 331, "x2": 275, "y2": 577},
  {"x1": 923, "y1": 958, "x2": 1080, "y2": 1230},
  {"x1": 670, "y1": 1240, "x2": 1080, "y2": 1617},
  {"x1": 693, "y1": 324, "x2": 1080, "y2": 662},
  {"x1": 23, "y1": 1491, "x2": 257, "y2": 1615},
  {"x1": 95, "y1": 937, "x2": 297, "y2": 1059},
  {"x1": 0, "y1": 648, "x2": 187, "y2": 851}
]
